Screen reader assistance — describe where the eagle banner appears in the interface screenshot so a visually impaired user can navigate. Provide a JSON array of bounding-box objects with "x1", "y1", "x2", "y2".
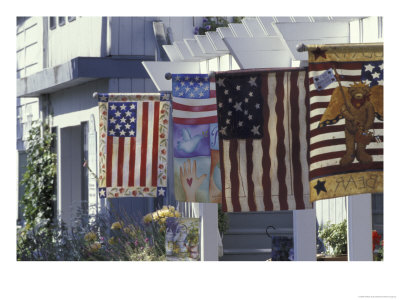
[
  {"x1": 172, "y1": 74, "x2": 222, "y2": 204},
  {"x1": 97, "y1": 93, "x2": 171, "y2": 199},
  {"x1": 307, "y1": 43, "x2": 383, "y2": 202},
  {"x1": 215, "y1": 69, "x2": 312, "y2": 212}
]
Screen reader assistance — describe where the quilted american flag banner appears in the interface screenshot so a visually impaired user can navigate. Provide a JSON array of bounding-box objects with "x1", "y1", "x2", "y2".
[
  {"x1": 97, "y1": 93, "x2": 171, "y2": 199},
  {"x1": 215, "y1": 69, "x2": 312, "y2": 212},
  {"x1": 307, "y1": 43, "x2": 383, "y2": 202},
  {"x1": 172, "y1": 74, "x2": 222, "y2": 203}
]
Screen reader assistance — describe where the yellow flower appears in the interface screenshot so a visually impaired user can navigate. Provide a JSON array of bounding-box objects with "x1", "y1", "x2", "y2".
[
  {"x1": 111, "y1": 221, "x2": 123, "y2": 230},
  {"x1": 174, "y1": 211, "x2": 181, "y2": 218},
  {"x1": 108, "y1": 237, "x2": 117, "y2": 245},
  {"x1": 152, "y1": 212, "x2": 159, "y2": 220},
  {"x1": 143, "y1": 213, "x2": 152, "y2": 224},
  {"x1": 84, "y1": 231, "x2": 97, "y2": 242},
  {"x1": 89, "y1": 242, "x2": 101, "y2": 252},
  {"x1": 168, "y1": 206, "x2": 175, "y2": 212}
]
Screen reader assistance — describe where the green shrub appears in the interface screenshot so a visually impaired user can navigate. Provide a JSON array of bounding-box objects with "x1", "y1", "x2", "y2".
[{"x1": 318, "y1": 220, "x2": 347, "y2": 256}]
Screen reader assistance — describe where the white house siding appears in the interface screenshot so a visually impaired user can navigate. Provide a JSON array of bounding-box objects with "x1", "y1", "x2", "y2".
[
  {"x1": 50, "y1": 79, "x2": 108, "y2": 227},
  {"x1": 48, "y1": 17, "x2": 105, "y2": 68},
  {"x1": 17, "y1": 17, "x2": 44, "y2": 78},
  {"x1": 109, "y1": 17, "x2": 204, "y2": 57},
  {"x1": 108, "y1": 78, "x2": 157, "y2": 93}
]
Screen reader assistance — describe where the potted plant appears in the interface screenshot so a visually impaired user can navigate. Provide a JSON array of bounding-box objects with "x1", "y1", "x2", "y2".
[{"x1": 317, "y1": 219, "x2": 348, "y2": 261}]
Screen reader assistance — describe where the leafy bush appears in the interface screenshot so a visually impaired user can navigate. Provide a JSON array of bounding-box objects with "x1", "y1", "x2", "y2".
[
  {"x1": 194, "y1": 17, "x2": 244, "y2": 35},
  {"x1": 20, "y1": 123, "x2": 56, "y2": 227},
  {"x1": 17, "y1": 207, "x2": 167, "y2": 261},
  {"x1": 318, "y1": 220, "x2": 347, "y2": 256},
  {"x1": 218, "y1": 204, "x2": 229, "y2": 235}
]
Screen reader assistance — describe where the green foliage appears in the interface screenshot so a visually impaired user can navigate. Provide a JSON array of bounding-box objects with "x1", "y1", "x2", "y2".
[
  {"x1": 17, "y1": 207, "x2": 166, "y2": 261},
  {"x1": 318, "y1": 220, "x2": 348, "y2": 256},
  {"x1": 20, "y1": 123, "x2": 56, "y2": 227},
  {"x1": 194, "y1": 17, "x2": 244, "y2": 35},
  {"x1": 218, "y1": 204, "x2": 229, "y2": 235}
]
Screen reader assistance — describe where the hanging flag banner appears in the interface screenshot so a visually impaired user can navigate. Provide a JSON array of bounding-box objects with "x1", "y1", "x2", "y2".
[
  {"x1": 215, "y1": 69, "x2": 312, "y2": 212},
  {"x1": 307, "y1": 43, "x2": 383, "y2": 202},
  {"x1": 96, "y1": 93, "x2": 171, "y2": 199},
  {"x1": 172, "y1": 74, "x2": 222, "y2": 203}
]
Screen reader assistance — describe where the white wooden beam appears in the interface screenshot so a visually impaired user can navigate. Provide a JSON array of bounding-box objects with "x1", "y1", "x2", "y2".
[
  {"x1": 242, "y1": 17, "x2": 268, "y2": 37},
  {"x1": 216, "y1": 27, "x2": 235, "y2": 38},
  {"x1": 162, "y1": 45, "x2": 183, "y2": 62},
  {"x1": 223, "y1": 36, "x2": 292, "y2": 69},
  {"x1": 191, "y1": 203, "x2": 219, "y2": 261},
  {"x1": 205, "y1": 31, "x2": 230, "y2": 52},
  {"x1": 347, "y1": 194, "x2": 373, "y2": 261},
  {"x1": 173, "y1": 41, "x2": 203, "y2": 61},
  {"x1": 195, "y1": 35, "x2": 221, "y2": 55},
  {"x1": 184, "y1": 39, "x2": 216, "y2": 59},
  {"x1": 293, "y1": 208, "x2": 317, "y2": 261},
  {"x1": 228, "y1": 23, "x2": 251, "y2": 37},
  {"x1": 273, "y1": 21, "x2": 350, "y2": 61},
  {"x1": 141, "y1": 61, "x2": 200, "y2": 91},
  {"x1": 256, "y1": 17, "x2": 279, "y2": 36}
]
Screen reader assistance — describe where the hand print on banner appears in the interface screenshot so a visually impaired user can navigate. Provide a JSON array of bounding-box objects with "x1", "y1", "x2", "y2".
[
  {"x1": 172, "y1": 73, "x2": 221, "y2": 203},
  {"x1": 174, "y1": 157, "x2": 210, "y2": 203}
]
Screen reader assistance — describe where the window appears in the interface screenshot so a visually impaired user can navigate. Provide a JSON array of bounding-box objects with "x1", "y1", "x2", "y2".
[
  {"x1": 49, "y1": 16, "x2": 56, "y2": 30},
  {"x1": 58, "y1": 17, "x2": 66, "y2": 27},
  {"x1": 17, "y1": 106, "x2": 22, "y2": 140},
  {"x1": 68, "y1": 16, "x2": 76, "y2": 22}
]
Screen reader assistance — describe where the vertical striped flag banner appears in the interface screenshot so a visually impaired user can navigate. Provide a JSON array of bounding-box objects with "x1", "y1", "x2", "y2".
[
  {"x1": 215, "y1": 69, "x2": 312, "y2": 212},
  {"x1": 97, "y1": 93, "x2": 171, "y2": 199},
  {"x1": 307, "y1": 43, "x2": 383, "y2": 202},
  {"x1": 172, "y1": 74, "x2": 222, "y2": 203}
]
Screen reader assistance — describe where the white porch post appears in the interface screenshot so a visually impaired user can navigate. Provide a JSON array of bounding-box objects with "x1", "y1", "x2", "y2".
[
  {"x1": 347, "y1": 194, "x2": 373, "y2": 261},
  {"x1": 293, "y1": 208, "x2": 317, "y2": 261},
  {"x1": 192, "y1": 203, "x2": 219, "y2": 261}
]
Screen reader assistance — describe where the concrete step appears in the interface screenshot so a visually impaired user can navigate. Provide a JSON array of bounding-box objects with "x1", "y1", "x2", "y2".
[
  {"x1": 222, "y1": 228, "x2": 293, "y2": 250},
  {"x1": 227, "y1": 211, "x2": 293, "y2": 229},
  {"x1": 220, "y1": 248, "x2": 271, "y2": 261}
]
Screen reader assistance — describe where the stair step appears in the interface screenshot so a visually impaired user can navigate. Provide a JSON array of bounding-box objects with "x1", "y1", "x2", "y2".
[
  {"x1": 227, "y1": 211, "x2": 293, "y2": 229},
  {"x1": 220, "y1": 253, "x2": 270, "y2": 261},
  {"x1": 225, "y1": 227, "x2": 293, "y2": 235},
  {"x1": 224, "y1": 248, "x2": 271, "y2": 255},
  {"x1": 223, "y1": 234, "x2": 272, "y2": 249}
]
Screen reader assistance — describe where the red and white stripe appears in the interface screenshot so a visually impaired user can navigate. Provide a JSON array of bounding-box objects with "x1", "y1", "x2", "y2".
[
  {"x1": 106, "y1": 101, "x2": 162, "y2": 188},
  {"x1": 220, "y1": 70, "x2": 312, "y2": 212},
  {"x1": 172, "y1": 77, "x2": 217, "y2": 125},
  {"x1": 309, "y1": 62, "x2": 384, "y2": 181}
]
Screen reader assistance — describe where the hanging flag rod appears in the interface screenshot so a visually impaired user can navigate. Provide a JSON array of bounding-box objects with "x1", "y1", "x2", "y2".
[
  {"x1": 296, "y1": 43, "x2": 308, "y2": 52},
  {"x1": 164, "y1": 72, "x2": 215, "y2": 81},
  {"x1": 165, "y1": 72, "x2": 172, "y2": 80}
]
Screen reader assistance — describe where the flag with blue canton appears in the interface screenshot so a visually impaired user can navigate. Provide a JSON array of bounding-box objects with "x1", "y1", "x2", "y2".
[
  {"x1": 107, "y1": 102, "x2": 137, "y2": 137},
  {"x1": 361, "y1": 61, "x2": 384, "y2": 87},
  {"x1": 172, "y1": 74, "x2": 222, "y2": 204},
  {"x1": 307, "y1": 43, "x2": 383, "y2": 202},
  {"x1": 215, "y1": 74, "x2": 263, "y2": 139},
  {"x1": 215, "y1": 69, "x2": 312, "y2": 213},
  {"x1": 96, "y1": 93, "x2": 170, "y2": 199}
]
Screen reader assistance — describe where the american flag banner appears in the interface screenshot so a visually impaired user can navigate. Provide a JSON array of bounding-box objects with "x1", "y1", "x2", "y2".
[
  {"x1": 172, "y1": 74, "x2": 222, "y2": 203},
  {"x1": 307, "y1": 43, "x2": 383, "y2": 202},
  {"x1": 97, "y1": 93, "x2": 171, "y2": 199},
  {"x1": 215, "y1": 69, "x2": 312, "y2": 212}
]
